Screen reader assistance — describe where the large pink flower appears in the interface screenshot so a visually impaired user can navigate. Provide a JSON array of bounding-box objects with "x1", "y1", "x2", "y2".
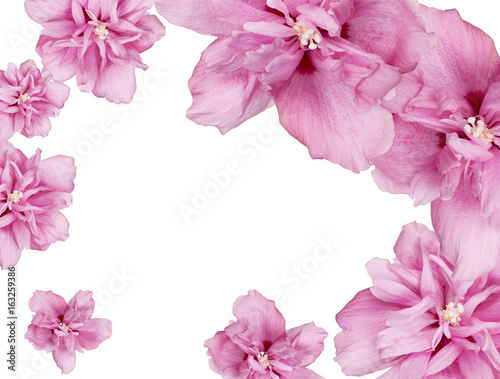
[
  {"x1": 156, "y1": 0, "x2": 434, "y2": 172},
  {"x1": 25, "y1": 0, "x2": 166, "y2": 104},
  {"x1": 0, "y1": 141, "x2": 75, "y2": 268},
  {"x1": 0, "y1": 60, "x2": 70, "y2": 139},
  {"x1": 335, "y1": 222, "x2": 500, "y2": 378},
  {"x1": 25, "y1": 290, "x2": 112, "y2": 374},
  {"x1": 205, "y1": 290, "x2": 328, "y2": 378},
  {"x1": 371, "y1": 6, "x2": 500, "y2": 280}
]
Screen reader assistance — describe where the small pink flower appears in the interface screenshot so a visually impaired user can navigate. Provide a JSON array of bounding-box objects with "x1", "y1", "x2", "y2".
[
  {"x1": 371, "y1": 6, "x2": 500, "y2": 280},
  {"x1": 25, "y1": 0, "x2": 166, "y2": 104},
  {"x1": 0, "y1": 141, "x2": 75, "y2": 268},
  {"x1": 157, "y1": 0, "x2": 435, "y2": 172},
  {"x1": 205, "y1": 290, "x2": 328, "y2": 378},
  {"x1": 335, "y1": 222, "x2": 500, "y2": 378},
  {"x1": 25, "y1": 290, "x2": 112, "y2": 374},
  {"x1": 0, "y1": 60, "x2": 70, "y2": 139}
]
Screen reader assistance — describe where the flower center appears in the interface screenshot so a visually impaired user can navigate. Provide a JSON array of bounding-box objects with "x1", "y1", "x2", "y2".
[
  {"x1": 441, "y1": 302, "x2": 464, "y2": 327},
  {"x1": 19, "y1": 94, "x2": 30, "y2": 102},
  {"x1": 58, "y1": 323, "x2": 70, "y2": 332},
  {"x1": 8, "y1": 190, "x2": 23, "y2": 205},
  {"x1": 94, "y1": 24, "x2": 109, "y2": 40},
  {"x1": 257, "y1": 352, "x2": 270, "y2": 367},
  {"x1": 465, "y1": 116, "x2": 494, "y2": 143},
  {"x1": 293, "y1": 22, "x2": 321, "y2": 50}
]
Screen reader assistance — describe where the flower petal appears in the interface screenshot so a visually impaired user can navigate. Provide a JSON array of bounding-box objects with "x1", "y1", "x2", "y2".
[{"x1": 276, "y1": 58, "x2": 395, "y2": 173}]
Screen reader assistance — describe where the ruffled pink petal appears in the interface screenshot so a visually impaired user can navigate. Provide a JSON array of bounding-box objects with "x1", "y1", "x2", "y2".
[
  {"x1": 209, "y1": 0, "x2": 282, "y2": 25},
  {"x1": 68, "y1": 291, "x2": 95, "y2": 319},
  {"x1": 205, "y1": 331, "x2": 247, "y2": 377},
  {"x1": 76, "y1": 318, "x2": 112, "y2": 350},
  {"x1": 24, "y1": 324, "x2": 57, "y2": 351},
  {"x1": 28, "y1": 290, "x2": 68, "y2": 320},
  {"x1": 0, "y1": 227, "x2": 23, "y2": 269},
  {"x1": 335, "y1": 289, "x2": 402, "y2": 376},
  {"x1": 155, "y1": 0, "x2": 234, "y2": 36},
  {"x1": 92, "y1": 62, "x2": 137, "y2": 104},
  {"x1": 344, "y1": 0, "x2": 435, "y2": 73},
  {"x1": 417, "y1": 6, "x2": 499, "y2": 98},
  {"x1": 274, "y1": 367, "x2": 325, "y2": 379},
  {"x1": 29, "y1": 211, "x2": 70, "y2": 251},
  {"x1": 38, "y1": 155, "x2": 76, "y2": 193},
  {"x1": 371, "y1": 116, "x2": 443, "y2": 205},
  {"x1": 187, "y1": 52, "x2": 272, "y2": 134},
  {"x1": 479, "y1": 149, "x2": 500, "y2": 221},
  {"x1": 232, "y1": 290, "x2": 286, "y2": 346},
  {"x1": 276, "y1": 57, "x2": 395, "y2": 173},
  {"x1": 431, "y1": 181, "x2": 500, "y2": 281},
  {"x1": 52, "y1": 347, "x2": 77, "y2": 374},
  {"x1": 458, "y1": 350, "x2": 495, "y2": 379},
  {"x1": 284, "y1": 322, "x2": 328, "y2": 366},
  {"x1": 0, "y1": 113, "x2": 16, "y2": 140},
  {"x1": 24, "y1": 0, "x2": 72, "y2": 24}
]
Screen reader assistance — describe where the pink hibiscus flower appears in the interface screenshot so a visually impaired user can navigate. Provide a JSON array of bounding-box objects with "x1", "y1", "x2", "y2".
[
  {"x1": 205, "y1": 290, "x2": 328, "y2": 378},
  {"x1": 0, "y1": 141, "x2": 75, "y2": 268},
  {"x1": 335, "y1": 222, "x2": 500, "y2": 378},
  {"x1": 0, "y1": 60, "x2": 70, "y2": 139},
  {"x1": 25, "y1": 0, "x2": 165, "y2": 104},
  {"x1": 371, "y1": 6, "x2": 500, "y2": 280},
  {"x1": 156, "y1": 0, "x2": 434, "y2": 172},
  {"x1": 25, "y1": 290, "x2": 112, "y2": 374}
]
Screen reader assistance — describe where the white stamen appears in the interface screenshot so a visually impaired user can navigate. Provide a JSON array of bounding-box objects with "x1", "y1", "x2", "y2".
[
  {"x1": 441, "y1": 302, "x2": 464, "y2": 327},
  {"x1": 94, "y1": 24, "x2": 109, "y2": 40},
  {"x1": 19, "y1": 94, "x2": 30, "y2": 102},
  {"x1": 59, "y1": 323, "x2": 69, "y2": 332},
  {"x1": 8, "y1": 190, "x2": 22, "y2": 205},
  {"x1": 293, "y1": 22, "x2": 322, "y2": 50},
  {"x1": 465, "y1": 116, "x2": 494, "y2": 142},
  {"x1": 257, "y1": 352, "x2": 270, "y2": 367}
]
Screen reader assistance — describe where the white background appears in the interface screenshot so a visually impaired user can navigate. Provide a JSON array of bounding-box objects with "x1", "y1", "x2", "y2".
[{"x1": 0, "y1": 1, "x2": 496, "y2": 378}]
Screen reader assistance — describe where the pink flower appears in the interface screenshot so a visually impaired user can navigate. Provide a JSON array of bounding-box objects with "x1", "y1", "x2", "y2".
[
  {"x1": 25, "y1": 0, "x2": 166, "y2": 104},
  {"x1": 371, "y1": 6, "x2": 500, "y2": 280},
  {"x1": 0, "y1": 141, "x2": 75, "y2": 268},
  {"x1": 156, "y1": 0, "x2": 434, "y2": 172},
  {"x1": 0, "y1": 60, "x2": 70, "y2": 139},
  {"x1": 335, "y1": 222, "x2": 500, "y2": 378},
  {"x1": 205, "y1": 290, "x2": 328, "y2": 378},
  {"x1": 25, "y1": 290, "x2": 112, "y2": 374}
]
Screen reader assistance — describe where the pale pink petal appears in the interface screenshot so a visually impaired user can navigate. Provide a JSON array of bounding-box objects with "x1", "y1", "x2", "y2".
[
  {"x1": 285, "y1": 322, "x2": 328, "y2": 366},
  {"x1": 479, "y1": 149, "x2": 500, "y2": 220},
  {"x1": 232, "y1": 290, "x2": 286, "y2": 345},
  {"x1": 76, "y1": 318, "x2": 112, "y2": 350},
  {"x1": 52, "y1": 348, "x2": 77, "y2": 374},
  {"x1": 24, "y1": 0, "x2": 72, "y2": 24},
  {"x1": 0, "y1": 113, "x2": 15, "y2": 140},
  {"x1": 344, "y1": 0, "x2": 435, "y2": 73},
  {"x1": 93, "y1": 63, "x2": 137, "y2": 104},
  {"x1": 28, "y1": 290, "x2": 67, "y2": 320},
  {"x1": 335, "y1": 289, "x2": 401, "y2": 376},
  {"x1": 431, "y1": 182, "x2": 500, "y2": 281},
  {"x1": 30, "y1": 211, "x2": 71, "y2": 251},
  {"x1": 38, "y1": 155, "x2": 76, "y2": 193},
  {"x1": 371, "y1": 116, "x2": 443, "y2": 205},
  {"x1": 68, "y1": 291, "x2": 94, "y2": 313},
  {"x1": 417, "y1": 6, "x2": 499, "y2": 98},
  {"x1": 25, "y1": 324, "x2": 57, "y2": 351},
  {"x1": 458, "y1": 350, "x2": 494, "y2": 379},
  {"x1": 187, "y1": 55, "x2": 272, "y2": 134},
  {"x1": 155, "y1": 0, "x2": 234, "y2": 36},
  {"x1": 276, "y1": 61, "x2": 395, "y2": 173},
  {"x1": 0, "y1": 227, "x2": 22, "y2": 269},
  {"x1": 205, "y1": 331, "x2": 247, "y2": 377}
]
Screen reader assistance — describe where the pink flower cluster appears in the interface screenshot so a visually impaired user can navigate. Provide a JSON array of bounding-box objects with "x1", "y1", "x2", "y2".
[{"x1": 25, "y1": 290, "x2": 112, "y2": 374}]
